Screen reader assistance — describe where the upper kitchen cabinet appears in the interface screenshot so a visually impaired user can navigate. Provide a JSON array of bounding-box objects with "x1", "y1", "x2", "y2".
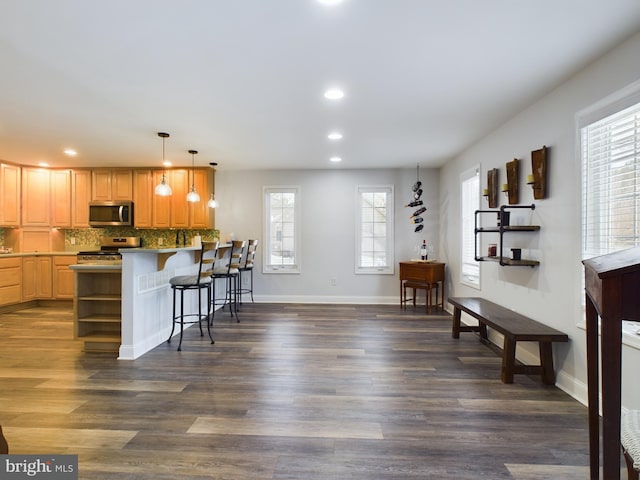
[
  {"x1": 188, "y1": 169, "x2": 210, "y2": 229},
  {"x1": 91, "y1": 169, "x2": 132, "y2": 201},
  {"x1": 21, "y1": 167, "x2": 50, "y2": 226},
  {"x1": 71, "y1": 169, "x2": 92, "y2": 228},
  {"x1": 169, "y1": 169, "x2": 190, "y2": 228},
  {"x1": 132, "y1": 170, "x2": 154, "y2": 228},
  {"x1": 0, "y1": 163, "x2": 20, "y2": 226},
  {"x1": 144, "y1": 168, "x2": 211, "y2": 228},
  {"x1": 50, "y1": 169, "x2": 72, "y2": 227}
]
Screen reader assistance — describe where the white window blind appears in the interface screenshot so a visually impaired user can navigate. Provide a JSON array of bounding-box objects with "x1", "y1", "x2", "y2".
[
  {"x1": 582, "y1": 101, "x2": 640, "y2": 259},
  {"x1": 461, "y1": 167, "x2": 480, "y2": 288},
  {"x1": 355, "y1": 185, "x2": 394, "y2": 274}
]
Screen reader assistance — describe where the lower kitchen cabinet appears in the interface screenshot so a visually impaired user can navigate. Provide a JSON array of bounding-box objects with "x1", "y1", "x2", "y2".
[
  {"x1": 73, "y1": 267, "x2": 121, "y2": 353},
  {"x1": 53, "y1": 256, "x2": 76, "y2": 299},
  {"x1": 22, "y1": 256, "x2": 52, "y2": 301},
  {"x1": 0, "y1": 257, "x2": 22, "y2": 306}
]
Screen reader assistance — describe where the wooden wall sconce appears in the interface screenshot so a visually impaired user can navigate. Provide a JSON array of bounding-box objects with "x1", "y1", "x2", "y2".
[
  {"x1": 528, "y1": 146, "x2": 547, "y2": 199},
  {"x1": 484, "y1": 168, "x2": 499, "y2": 208},
  {"x1": 505, "y1": 158, "x2": 519, "y2": 205}
]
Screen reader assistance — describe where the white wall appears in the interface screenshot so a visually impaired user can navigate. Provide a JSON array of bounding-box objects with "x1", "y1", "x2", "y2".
[
  {"x1": 214, "y1": 167, "x2": 439, "y2": 303},
  {"x1": 439, "y1": 31, "x2": 640, "y2": 408}
]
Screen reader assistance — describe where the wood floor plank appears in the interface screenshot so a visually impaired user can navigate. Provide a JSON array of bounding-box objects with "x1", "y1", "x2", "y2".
[{"x1": 0, "y1": 302, "x2": 607, "y2": 479}]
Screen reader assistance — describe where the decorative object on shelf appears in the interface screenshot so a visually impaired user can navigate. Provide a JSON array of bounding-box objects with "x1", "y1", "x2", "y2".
[
  {"x1": 406, "y1": 163, "x2": 425, "y2": 232},
  {"x1": 474, "y1": 204, "x2": 540, "y2": 267},
  {"x1": 186, "y1": 149, "x2": 200, "y2": 203},
  {"x1": 505, "y1": 158, "x2": 519, "y2": 204},
  {"x1": 486, "y1": 168, "x2": 499, "y2": 208},
  {"x1": 155, "y1": 132, "x2": 172, "y2": 196},
  {"x1": 207, "y1": 162, "x2": 219, "y2": 208},
  {"x1": 529, "y1": 145, "x2": 548, "y2": 199}
]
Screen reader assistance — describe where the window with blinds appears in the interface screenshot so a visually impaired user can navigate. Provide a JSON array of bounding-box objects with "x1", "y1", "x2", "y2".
[
  {"x1": 581, "y1": 100, "x2": 640, "y2": 259},
  {"x1": 461, "y1": 167, "x2": 480, "y2": 288}
]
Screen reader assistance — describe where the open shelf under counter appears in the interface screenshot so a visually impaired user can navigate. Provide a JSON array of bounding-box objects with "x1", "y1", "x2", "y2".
[{"x1": 70, "y1": 264, "x2": 122, "y2": 354}]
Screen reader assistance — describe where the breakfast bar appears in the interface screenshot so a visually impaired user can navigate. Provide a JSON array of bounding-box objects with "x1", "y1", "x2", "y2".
[{"x1": 119, "y1": 246, "x2": 202, "y2": 359}]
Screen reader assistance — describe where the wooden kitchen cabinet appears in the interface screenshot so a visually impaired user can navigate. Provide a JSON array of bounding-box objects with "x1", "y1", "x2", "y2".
[
  {"x1": 170, "y1": 169, "x2": 190, "y2": 228},
  {"x1": 132, "y1": 169, "x2": 154, "y2": 228},
  {"x1": 72, "y1": 169, "x2": 92, "y2": 227},
  {"x1": 141, "y1": 168, "x2": 211, "y2": 229},
  {"x1": 0, "y1": 163, "x2": 21, "y2": 226},
  {"x1": 21, "y1": 167, "x2": 50, "y2": 226},
  {"x1": 91, "y1": 169, "x2": 132, "y2": 201},
  {"x1": 22, "y1": 256, "x2": 52, "y2": 301},
  {"x1": 74, "y1": 267, "x2": 121, "y2": 353},
  {"x1": 53, "y1": 256, "x2": 76, "y2": 299},
  {"x1": 189, "y1": 169, "x2": 210, "y2": 228},
  {"x1": 50, "y1": 169, "x2": 72, "y2": 227},
  {"x1": 0, "y1": 257, "x2": 22, "y2": 306}
]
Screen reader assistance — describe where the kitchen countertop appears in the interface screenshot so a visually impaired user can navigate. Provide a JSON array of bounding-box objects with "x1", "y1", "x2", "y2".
[
  {"x1": 0, "y1": 251, "x2": 78, "y2": 257},
  {"x1": 120, "y1": 246, "x2": 201, "y2": 254},
  {"x1": 69, "y1": 263, "x2": 122, "y2": 271}
]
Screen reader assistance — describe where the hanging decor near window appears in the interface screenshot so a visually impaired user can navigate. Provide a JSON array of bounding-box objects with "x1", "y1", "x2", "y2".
[{"x1": 406, "y1": 163, "x2": 426, "y2": 232}]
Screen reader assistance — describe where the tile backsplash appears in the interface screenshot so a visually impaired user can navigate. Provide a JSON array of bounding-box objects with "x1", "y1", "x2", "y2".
[{"x1": 64, "y1": 227, "x2": 220, "y2": 249}]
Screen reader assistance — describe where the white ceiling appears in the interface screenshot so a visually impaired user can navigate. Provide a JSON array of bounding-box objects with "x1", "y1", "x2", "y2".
[{"x1": 1, "y1": 0, "x2": 639, "y2": 171}]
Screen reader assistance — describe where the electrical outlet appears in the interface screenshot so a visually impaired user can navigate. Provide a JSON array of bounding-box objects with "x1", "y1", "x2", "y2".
[
  {"x1": 70, "y1": 237, "x2": 76, "y2": 245},
  {"x1": 158, "y1": 238, "x2": 164, "y2": 246},
  {"x1": 330, "y1": 277, "x2": 337, "y2": 286}
]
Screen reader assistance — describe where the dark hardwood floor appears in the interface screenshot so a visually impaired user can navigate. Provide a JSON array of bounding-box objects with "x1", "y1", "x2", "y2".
[{"x1": 0, "y1": 302, "x2": 599, "y2": 479}]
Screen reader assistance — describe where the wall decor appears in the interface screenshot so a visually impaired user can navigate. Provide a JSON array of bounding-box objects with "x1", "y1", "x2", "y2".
[
  {"x1": 529, "y1": 145, "x2": 548, "y2": 199},
  {"x1": 505, "y1": 158, "x2": 519, "y2": 205},
  {"x1": 406, "y1": 164, "x2": 425, "y2": 232},
  {"x1": 485, "y1": 168, "x2": 499, "y2": 208}
]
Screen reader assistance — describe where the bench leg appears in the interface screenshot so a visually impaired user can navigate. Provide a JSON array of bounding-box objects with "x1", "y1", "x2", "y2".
[
  {"x1": 539, "y1": 342, "x2": 555, "y2": 385},
  {"x1": 502, "y1": 337, "x2": 516, "y2": 384},
  {"x1": 452, "y1": 307, "x2": 461, "y2": 338}
]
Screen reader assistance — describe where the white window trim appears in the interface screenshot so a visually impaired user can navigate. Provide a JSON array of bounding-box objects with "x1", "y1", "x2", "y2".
[
  {"x1": 460, "y1": 166, "x2": 480, "y2": 289},
  {"x1": 263, "y1": 186, "x2": 301, "y2": 274},
  {"x1": 355, "y1": 185, "x2": 395, "y2": 275},
  {"x1": 576, "y1": 79, "x2": 640, "y2": 350}
]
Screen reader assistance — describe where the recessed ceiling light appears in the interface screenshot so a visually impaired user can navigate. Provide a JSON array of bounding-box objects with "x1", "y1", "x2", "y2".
[
  {"x1": 38, "y1": 162, "x2": 49, "y2": 167},
  {"x1": 330, "y1": 156, "x2": 342, "y2": 163},
  {"x1": 328, "y1": 132, "x2": 343, "y2": 140},
  {"x1": 318, "y1": 0, "x2": 344, "y2": 5},
  {"x1": 63, "y1": 149, "x2": 77, "y2": 156},
  {"x1": 324, "y1": 88, "x2": 345, "y2": 100}
]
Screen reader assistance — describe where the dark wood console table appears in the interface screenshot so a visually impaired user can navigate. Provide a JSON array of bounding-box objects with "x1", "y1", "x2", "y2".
[
  {"x1": 399, "y1": 261, "x2": 445, "y2": 312},
  {"x1": 582, "y1": 247, "x2": 640, "y2": 480}
]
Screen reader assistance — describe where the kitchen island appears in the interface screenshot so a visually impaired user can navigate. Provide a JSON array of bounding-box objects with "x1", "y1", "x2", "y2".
[{"x1": 118, "y1": 246, "x2": 203, "y2": 359}]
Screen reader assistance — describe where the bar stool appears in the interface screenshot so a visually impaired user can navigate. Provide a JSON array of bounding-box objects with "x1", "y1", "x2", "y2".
[
  {"x1": 167, "y1": 241, "x2": 217, "y2": 351},
  {"x1": 211, "y1": 240, "x2": 245, "y2": 323},
  {"x1": 238, "y1": 239, "x2": 258, "y2": 304}
]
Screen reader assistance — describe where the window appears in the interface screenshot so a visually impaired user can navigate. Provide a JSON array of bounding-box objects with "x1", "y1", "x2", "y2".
[
  {"x1": 263, "y1": 187, "x2": 300, "y2": 273},
  {"x1": 355, "y1": 185, "x2": 394, "y2": 274},
  {"x1": 461, "y1": 167, "x2": 480, "y2": 288},
  {"x1": 580, "y1": 87, "x2": 640, "y2": 260}
]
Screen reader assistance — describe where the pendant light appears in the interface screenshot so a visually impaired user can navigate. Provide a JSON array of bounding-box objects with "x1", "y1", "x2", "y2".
[
  {"x1": 155, "y1": 132, "x2": 172, "y2": 196},
  {"x1": 186, "y1": 149, "x2": 200, "y2": 203},
  {"x1": 208, "y1": 162, "x2": 219, "y2": 208}
]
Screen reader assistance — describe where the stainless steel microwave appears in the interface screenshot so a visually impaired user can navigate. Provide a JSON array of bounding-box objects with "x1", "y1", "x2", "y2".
[{"x1": 89, "y1": 201, "x2": 134, "y2": 227}]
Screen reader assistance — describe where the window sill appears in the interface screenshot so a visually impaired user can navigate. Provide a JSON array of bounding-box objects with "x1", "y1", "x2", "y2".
[{"x1": 576, "y1": 320, "x2": 640, "y2": 351}]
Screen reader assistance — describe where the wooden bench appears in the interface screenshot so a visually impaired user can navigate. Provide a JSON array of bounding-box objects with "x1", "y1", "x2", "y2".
[{"x1": 448, "y1": 297, "x2": 568, "y2": 384}]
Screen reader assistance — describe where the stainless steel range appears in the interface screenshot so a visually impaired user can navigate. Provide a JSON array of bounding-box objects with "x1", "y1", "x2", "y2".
[{"x1": 77, "y1": 236, "x2": 141, "y2": 264}]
